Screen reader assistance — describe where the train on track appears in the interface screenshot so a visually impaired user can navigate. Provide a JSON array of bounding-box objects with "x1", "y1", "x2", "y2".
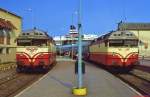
[
  {"x1": 83, "y1": 30, "x2": 139, "y2": 72},
  {"x1": 16, "y1": 29, "x2": 56, "y2": 72}
]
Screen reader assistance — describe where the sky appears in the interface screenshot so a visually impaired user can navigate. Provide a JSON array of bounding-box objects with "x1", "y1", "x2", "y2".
[{"x1": 0, "y1": 0, "x2": 150, "y2": 36}]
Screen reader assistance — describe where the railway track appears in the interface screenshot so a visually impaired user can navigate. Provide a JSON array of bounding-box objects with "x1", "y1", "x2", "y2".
[
  {"x1": 117, "y1": 73, "x2": 150, "y2": 95},
  {"x1": 116, "y1": 65, "x2": 150, "y2": 95},
  {"x1": 134, "y1": 65, "x2": 150, "y2": 73},
  {"x1": 0, "y1": 71, "x2": 44, "y2": 97}
]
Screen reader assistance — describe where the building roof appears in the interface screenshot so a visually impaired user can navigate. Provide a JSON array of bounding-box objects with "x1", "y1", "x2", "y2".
[
  {"x1": 0, "y1": 18, "x2": 17, "y2": 30},
  {"x1": 118, "y1": 22, "x2": 150, "y2": 30},
  {"x1": 0, "y1": 8, "x2": 22, "y2": 19},
  {"x1": 22, "y1": 28, "x2": 47, "y2": 34}
]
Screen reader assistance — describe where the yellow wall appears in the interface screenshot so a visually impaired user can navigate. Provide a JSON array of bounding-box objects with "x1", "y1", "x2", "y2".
[
  {"x1": 0, "y1": 9, "x2": 22, "y2": 46},
  {"x1": 128, "y1": 30, "x2": 150, "y2": 57},
  {"x1": 0, "y1": 48, "x2": 16, "y2": 63},
  {"x1": 0, "y1": 9, "x2": 22, "y2": 63}
]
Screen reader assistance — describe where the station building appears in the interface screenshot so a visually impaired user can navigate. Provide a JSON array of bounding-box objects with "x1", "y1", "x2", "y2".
[
  {"x1": 54, "y1": 25, "x2": 98, "y2": 46},
  {"x1": 0, "y1": 8, "x2": 22, "y2": 63},
  {"x1": 54, "y1": 25, "x2": 98, "y2": 56},
  {"x1": 118, "y1": 22, "x2": 150, "y2": 57}
]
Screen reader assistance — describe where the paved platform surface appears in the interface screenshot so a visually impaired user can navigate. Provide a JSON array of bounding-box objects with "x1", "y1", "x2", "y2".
[
  {"x1": 15, "y1": 59, "x2": 140, "y2": 97},
  {"x1": 56, "y1": 56, "x2": 75, "y2": 62}
]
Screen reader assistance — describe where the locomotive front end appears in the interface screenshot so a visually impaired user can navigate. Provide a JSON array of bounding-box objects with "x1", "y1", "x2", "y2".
[
  {"x1": 16, "y1": 29, "x2": 56, "y2": 72},
  {"x1": 107, "y1": 31, "x2": 139, "y2": 68},
  {"x1": 16, "y1": 47, "x2": 51, "y2": 71}
]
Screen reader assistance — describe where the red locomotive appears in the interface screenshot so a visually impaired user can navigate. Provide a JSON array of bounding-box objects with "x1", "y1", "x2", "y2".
[
  {"x1": 16, "y1": 29, "x2": 56, "y2": 72},
  {"x1": 85, "y1": 31, "x2": 139, "y2": 72}
]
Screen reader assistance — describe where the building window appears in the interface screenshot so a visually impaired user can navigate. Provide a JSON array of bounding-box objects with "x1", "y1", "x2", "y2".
[
  {"x1": 7, "y1": 36, "x2": 11, "y2": 45},
  {"x1": 0, "y1": 48, "x2": 3, "y2": 54},
  {"x1": 0, "y1": 37, "x2": 4, "y2": 44},
  {"x1": 6, "y1": 48, "x2": 10, "y2": 54},
  {"x1": 4, "y1": 29, "x2": 11, "y2": 45},
  {"x1": 0, "y1": 30, "x2": 4, "y2": 44},
  {"x1": 7, "y1": 37, "x2": 10, "y2": 45}
]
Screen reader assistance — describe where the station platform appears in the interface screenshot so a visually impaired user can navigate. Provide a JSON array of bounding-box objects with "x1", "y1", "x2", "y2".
[{"x1": 15, "y1": 58, "x2": 141, "y2": 97}]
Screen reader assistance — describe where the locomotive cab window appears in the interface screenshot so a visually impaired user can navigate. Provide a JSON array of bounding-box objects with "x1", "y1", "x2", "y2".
[
  {"x1": 109, "y1": 39, "x2": 138, "y2": 47},
  {"x1": 32, "y1": 39, "x2": 48, "y2": 46},
  {"x1": 124, "y1": 40, "x2": 138, "y2": 47},
  {"x1": 17, "y1": 39, "x2": 49, "y2": 46},
  {"x1": 17, "y1": 39, "x2": 32, "y2": 46},
  {"x1": 109, "y1": 40, "x2": 124, "y2": 47}
]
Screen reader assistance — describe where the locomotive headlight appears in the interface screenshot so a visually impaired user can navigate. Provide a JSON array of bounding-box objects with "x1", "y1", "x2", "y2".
[
  {"x1": 132, "y1": 54, "x2": 136, "y2": 56},
  {"x1": 112, "y1": 52, "x2": 115, "y2": 56},
  {"x1": 20, "y1": 54, "x2": 23, "y2": 56},
  {"x1": 40, "y1": 54, "x2": 44, "y2": 56}
]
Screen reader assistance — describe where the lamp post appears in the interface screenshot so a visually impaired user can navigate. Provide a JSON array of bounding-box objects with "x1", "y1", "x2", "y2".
[
  {"x1": 72, "y1": 0, "x2": 87, "y2": 96},
  {"x1": 26, "y1": 8, "x2": 34, "y2": 28}
]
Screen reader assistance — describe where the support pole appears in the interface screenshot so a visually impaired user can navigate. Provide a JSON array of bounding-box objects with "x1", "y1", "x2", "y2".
[
  {"x1": 77, "y1": 0, "x2": 83, "y2": 88},
  {"x1": 72, "y1": 0, "x2": 87, "y2": 96}
]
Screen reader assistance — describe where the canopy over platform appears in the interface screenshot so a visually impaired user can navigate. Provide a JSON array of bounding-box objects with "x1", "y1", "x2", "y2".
[{"x1": 0, "y1": 18, "x2": 17, "y2": 30}]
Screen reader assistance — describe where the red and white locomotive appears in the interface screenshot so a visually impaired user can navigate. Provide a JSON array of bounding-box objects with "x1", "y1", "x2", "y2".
[
  {"x1": 86, "y1": 31, "x2": 139, "y2": 71},
  {"x1": 16, "y1": 29, "x2": 56, "y2": 72}
]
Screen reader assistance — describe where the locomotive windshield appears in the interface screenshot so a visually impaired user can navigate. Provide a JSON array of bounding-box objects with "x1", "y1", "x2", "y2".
[
  {"x1": 109, "y1": 39, "x2": 138, "y2": 47},
  {"x1": 17, "y1": 39, "x2": 48, "y2": 46},
  {"x1": 124, "y1": 40, "x2": 138, "y2": 46}
]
